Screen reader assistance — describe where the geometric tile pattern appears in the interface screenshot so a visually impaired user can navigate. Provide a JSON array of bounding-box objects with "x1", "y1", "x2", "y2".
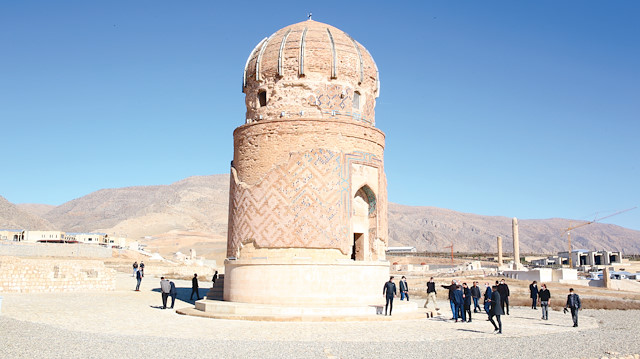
[{"x1": 227, "y1": 149, "x2": 384, "y2": 257}]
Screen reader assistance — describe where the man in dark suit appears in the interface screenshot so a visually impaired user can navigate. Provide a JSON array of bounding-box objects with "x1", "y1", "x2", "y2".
[
  {"x1": 462, "y1": 282, "x2": 472, "y2": 322},
  {"x1": 483, "y1": 282, "x2": 492, "y2": 315},
  {"x1": 488, "y1": 285, "x2": 504, "y2": 334},
  {"x1": 190, "y1": 273, "x2": 201, "y2": 300},
  {"x1": 383, "y1": 276, "x2": 397, "y2": 316},
  {"x1": 529, "y1": 281, "x2": 538, "y2": 309},
  {"x1": 399, "y1": 276, "x2": 409, "y2": 301},
  {"x1": 441, "y1": 280, "x2": 458, "y2": 320},
  {"x1": 497, "y1": 279, "x2": 510, "y2": 315},
  {"x1": 565, "y1": 288, "x2": 582, "y2": 327}
]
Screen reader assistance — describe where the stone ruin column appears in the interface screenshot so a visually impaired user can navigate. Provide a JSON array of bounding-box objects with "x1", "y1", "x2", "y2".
[
  {"x1": 497, "y1": 236, "x2": 503, "y2": 265},
  {"x1": 512, "y1": 217, "x2": 520, "y2": 269}
]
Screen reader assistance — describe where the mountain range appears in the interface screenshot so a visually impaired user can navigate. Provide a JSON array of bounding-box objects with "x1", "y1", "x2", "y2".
[{"x1": 2, "y1": 174, "x2": 639, "y2": 258}]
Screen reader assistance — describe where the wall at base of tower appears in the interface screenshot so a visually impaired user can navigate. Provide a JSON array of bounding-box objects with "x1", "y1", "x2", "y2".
[{"x1": 223, "y1": 259, "x2": 389, "y2": 306}]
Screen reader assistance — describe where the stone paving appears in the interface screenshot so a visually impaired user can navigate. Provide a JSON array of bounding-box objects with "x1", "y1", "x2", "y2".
[{"x1": 1, "y1": 272, "x2": 639, "y2": 358}]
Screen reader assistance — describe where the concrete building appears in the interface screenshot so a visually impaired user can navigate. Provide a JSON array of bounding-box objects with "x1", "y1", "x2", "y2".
[
  {"x1": 65, "y1": 233, "x2": 108, "y2": 245},
  {"x1": 0, "y1": 229, "x2": 25, "y2": 241},
  {"x1": 558, "y1": 249, "x2": 622, "y2": 268},
  {"x1": 222, "y1": 19, "x2": 388, "y2": 307},
  {"x1": 386, "y1": 246, "x2": 417, "y2": 254},
  {"x1": 24, "y1": 230, "x2": 66, "y2": 243}
]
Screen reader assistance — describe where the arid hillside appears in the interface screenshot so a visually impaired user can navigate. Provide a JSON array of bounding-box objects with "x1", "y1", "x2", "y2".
[
  {"x1": 388, "y1": 204, "x2": 640, "y2": 254},
  {"x1": 4, "y1": 174, "x2": 640, "y2": 256},
  {"x1": 0, "y1": 196, "x2": 55, "y2": 230}
]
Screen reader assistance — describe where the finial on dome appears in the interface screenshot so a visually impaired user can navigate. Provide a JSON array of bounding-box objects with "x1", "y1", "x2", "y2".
[{"x1": 307, "y1": 12, "x2": 312, "y2": 20}]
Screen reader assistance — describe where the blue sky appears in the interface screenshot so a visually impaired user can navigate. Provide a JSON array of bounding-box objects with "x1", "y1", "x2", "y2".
[{"x1": 1, "y1": 1, "x2": 638, "y2": 230}]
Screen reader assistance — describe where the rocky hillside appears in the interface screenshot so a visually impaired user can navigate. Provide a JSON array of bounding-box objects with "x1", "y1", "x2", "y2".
[
  {"x1": 42, "y1": 175, "x2": 230, "y2": 240},
  {"x1": 0, "y1": 195, "x2": 55, "y2": 230},
  {"x1": 4, "y1": 174, "x2": 640, "y2": 255},
  {"x1": 388, "y1": 204, "x2": 640, "y2": 254}
]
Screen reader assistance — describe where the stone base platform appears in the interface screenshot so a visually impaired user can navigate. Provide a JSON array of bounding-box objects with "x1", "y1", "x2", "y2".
[{"x1": 177, "y1": 299, "x2": 423, "y2": 322}]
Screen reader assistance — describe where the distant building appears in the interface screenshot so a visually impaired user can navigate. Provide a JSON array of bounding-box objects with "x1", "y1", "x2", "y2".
[
  {"x1": 558, "y1": 249, "x2": 622, "y2": 268},
  {"x1": 386, "y1": 246, "x2": 417, "y2": 254},
  {"x1": 24, "y1": 230, "x2": 66, "y2": 243},
  {"x1": 65, "y1": 232, "x2": 108, "y2": 245},
  {"x1": 0, "y1": 229, "x2": 25, "y2": 241}
]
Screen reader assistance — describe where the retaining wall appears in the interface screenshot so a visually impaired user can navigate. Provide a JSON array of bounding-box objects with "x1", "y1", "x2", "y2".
[
  {"x1": 0, "y1": 256, "x2": 116, "y2": 293},
  {"x1": 0, "y1": 241, "x2": 113, "y2": 258}
]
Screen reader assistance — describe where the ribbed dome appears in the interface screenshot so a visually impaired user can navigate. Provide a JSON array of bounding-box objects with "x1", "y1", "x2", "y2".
[{"x1": 241, "y1": 20, "x2": 380, "y2": 126}]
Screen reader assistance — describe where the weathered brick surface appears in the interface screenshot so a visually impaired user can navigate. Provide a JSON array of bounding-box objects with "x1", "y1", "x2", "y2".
[{"x1": 0, "y1": 256, "x2": 116, "y2": 293}]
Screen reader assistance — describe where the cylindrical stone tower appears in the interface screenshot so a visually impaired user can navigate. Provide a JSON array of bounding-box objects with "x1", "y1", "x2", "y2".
[{"x1": 224, "y1": 19, "x2": 388, "y2": 306}]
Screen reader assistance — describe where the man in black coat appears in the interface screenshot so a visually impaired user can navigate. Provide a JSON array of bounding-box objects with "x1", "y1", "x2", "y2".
[
  {"x1": 383, "y1": 276, "x2": 397, "y2": 316},
  {"x1": 483, "y1": 282, "x2": 492, "y2": 315},
  {"x1": 462, "y1": 282, "x2": 472, "y2": 322},
  {"x1": 529, "y1": 281, "x2": 538, "y2": 309},
  {"x1": 190, "y1": 273, "x2": 201, "y2": 300},
  {"x1": 565, "y1": 288, "x2": 582, "y2": 327},
  {"x1": 488, "y1": 285, "x2": 504, "y2": 334},
  {"x1": 497, "y1": 279, "x2": 510, "y2": 315}
]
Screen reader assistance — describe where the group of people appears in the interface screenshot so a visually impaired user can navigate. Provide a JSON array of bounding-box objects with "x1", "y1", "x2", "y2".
[
  {"x1": 414, "y1": 277, "x2": 584, "y2": 333},
  {"x1": 156, "y1": 271, "x2": 219, "y2": 309},
  {"x1": 382, "y1": 276, "x2": 410, "y2": 316},
  {"x1": 529, "y1": 280, "x2": 582, "y2": 326}
]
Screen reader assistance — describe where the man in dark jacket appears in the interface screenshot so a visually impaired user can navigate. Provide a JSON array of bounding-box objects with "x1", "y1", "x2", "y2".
[
  {"x1": 471, "y1": 281, "x2": 482, "y2": 312},
  {"x1": 441, "y1": 280, "x2": 458, "y2": 320},
  {"x1": 453, "y1": 285, "x2": 465, "y2": 322},
  {"x1": 462, "y1": 282, "x2": 472, "y2": 322},
  {"x1": 539, "y1": 284, "x2": 551, "y2": 320},
  {"x1": 383, "y1": 276, "x2": 397, "y2": 316},
  {"x1": 483, "y1": 282, "x2": 492, "y2": 315},
  {"x1": 399, "y1": 276, "x2": 409, "y2": 301},
  {"x1": 565, "y1": 288, "x2": 582, "y2": 327},
  {"x1": 488, "y1": 285, "x2": 504, "y2": 334},
  {"x1": 190, "y1": 273, "x2": 200, "y2": 300},
  {"x1": 497, "y1": 279, "x2": 510, "y2": 315},
  {"x1": 529, "y1": 281, "x2": 538, "y2": 309},
  {"x1": 169, "y1": 280, "x2": 177, "y2": 309},
  {"x1": 135, "y1": 268, "x2": 142, "y2": 291}
]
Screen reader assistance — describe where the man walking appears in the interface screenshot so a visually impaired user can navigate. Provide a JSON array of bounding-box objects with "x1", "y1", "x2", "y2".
[
  {"x1": 160, "y1": 277, "x2": 171, "y2": 309},
  {"x1": 399, "y1": 276, "x2": 409, "y2": 301},
  {"x1": 383, "y1": 276, "x2": 397, "y2": 316},
  {"x1": 132, "y1": 261, "x2": 138, "y2": 277},
  {"x1": 135, "y1": 268, "x2": 142, "y2": 291},
  {"x1": 424, "y1": 277, "x2": 438, "y2": 310},
  {"x1": 497, "y1": 279, "x2": 510, "y2": 315},
  {"x1": 529, "y1": 281, "x2": 539, "y2": 309},
  {"x1": 539, "y1": 284, "x2": 551, "y2": 320},
  {"x1": 565, "y1": 288, "x2": 582, "y2": 327},
  {"x1": 488, "y1": 285, "x2": 503, "y2": 334},
  {"x1": 471, "y1": 281, "x2": 481, "y2": 313},
  {"x1": 190, "y1": 273, "x2": 201, "y2": 300}
]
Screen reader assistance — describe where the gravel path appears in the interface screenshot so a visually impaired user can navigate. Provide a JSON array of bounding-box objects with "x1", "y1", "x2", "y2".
[{"x1": 1, "y1": 272, "x2": 639, "y2": 358}]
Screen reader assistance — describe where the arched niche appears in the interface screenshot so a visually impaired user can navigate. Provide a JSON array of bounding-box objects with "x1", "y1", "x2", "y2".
[{"x1": 351, "y1": 185, "x2": 377, "y2": 261}]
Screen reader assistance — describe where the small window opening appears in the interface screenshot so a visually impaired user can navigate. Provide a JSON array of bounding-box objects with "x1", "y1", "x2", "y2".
[
  {"x1": 258, "y1": 90, "x2": 267, "y2": 107},
  {"x1": 353, "y1": 91, "x2": 360, "y2": 109}
]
